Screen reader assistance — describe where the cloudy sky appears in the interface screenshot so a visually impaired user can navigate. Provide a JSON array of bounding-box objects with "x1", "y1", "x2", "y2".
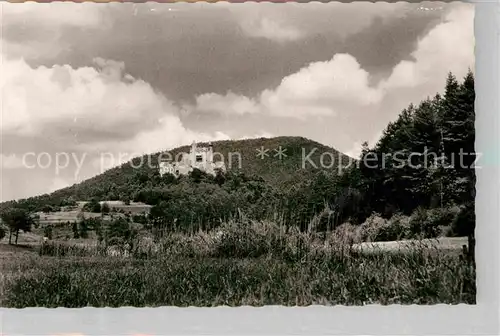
[{"x1": 0, "y1": 2, "x2": 474, "y2": 202}]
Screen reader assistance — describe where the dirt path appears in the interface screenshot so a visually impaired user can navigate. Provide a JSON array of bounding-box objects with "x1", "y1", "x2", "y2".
[{"x1": 351, "y1": 237, "x2": 468, "y2": 252}]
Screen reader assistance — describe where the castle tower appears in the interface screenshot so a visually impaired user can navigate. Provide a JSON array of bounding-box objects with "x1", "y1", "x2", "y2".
[
  {"x1": 208, "y1": 142, "x2": 213, "y2": 163},
  {"x1": 190, "y1": 141, "x2": 197, "y2": 165}
]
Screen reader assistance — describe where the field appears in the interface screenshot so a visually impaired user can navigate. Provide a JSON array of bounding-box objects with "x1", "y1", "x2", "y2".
[
  {"x1": 36, "y1": 211, "x2": 101, "y2": 226},
  {"x1": 0, "y1": 228, "x2": 475, "y2": 308},
  {"x1": 33, "y1": 201, "x2": 151, "y2": 227}
]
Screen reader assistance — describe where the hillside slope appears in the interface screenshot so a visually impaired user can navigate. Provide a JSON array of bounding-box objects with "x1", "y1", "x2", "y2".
[{"x1": 1, "y1": 136, "x2": 353, "y2": 211}]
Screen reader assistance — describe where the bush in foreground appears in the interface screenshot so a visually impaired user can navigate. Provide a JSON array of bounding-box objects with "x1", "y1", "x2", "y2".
[
  {"x1": 357, "y1": 213, "x2": 410, "y2": 242},
  {"x1": 354, "y1": 207, "x2": 461, "y2": 243}
]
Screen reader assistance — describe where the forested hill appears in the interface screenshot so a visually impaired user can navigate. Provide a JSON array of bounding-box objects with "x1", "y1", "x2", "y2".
[
  {"x1": 0, "y1": 136, "x2": 352, "y2": 212},
  {"x1": 154, "y1": 136, "x2": 352, "y2": 184}
]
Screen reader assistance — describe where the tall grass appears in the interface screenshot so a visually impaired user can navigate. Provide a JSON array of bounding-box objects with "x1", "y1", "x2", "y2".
[
  {"x1": 2, "y1": 248, "x2": 475, "y2": 307},
  {"x1": 1, "y1": 218, "x2": 475, "y2": 307}
]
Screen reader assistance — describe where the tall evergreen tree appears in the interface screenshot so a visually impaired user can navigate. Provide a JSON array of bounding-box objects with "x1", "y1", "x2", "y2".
[{"x1": 357, "y1": 71, "x2": 475, "y2": 217}]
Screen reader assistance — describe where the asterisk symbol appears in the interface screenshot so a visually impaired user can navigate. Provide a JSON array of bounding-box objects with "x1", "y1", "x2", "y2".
[
  {"x1": 274, "y1": 146, "x2": 287, "y2": 160},
  {"x1": 256, "y1": 146, "x2": 269, "y2": 159}
]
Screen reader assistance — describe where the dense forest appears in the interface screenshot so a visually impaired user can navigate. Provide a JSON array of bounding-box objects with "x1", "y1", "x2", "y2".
[{"x1": 0, "y1": 71, "x2": 475, "y2": 240}]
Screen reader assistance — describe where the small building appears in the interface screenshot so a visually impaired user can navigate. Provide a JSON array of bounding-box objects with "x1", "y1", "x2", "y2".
[
  {"x1": 98, "y1": 201, "x2": 152, "y2": 214},
  {"x1": 159, "y1": 142, "x2": 226, "y2": 177}
]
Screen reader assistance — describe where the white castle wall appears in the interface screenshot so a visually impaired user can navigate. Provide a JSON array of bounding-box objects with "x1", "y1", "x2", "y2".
[{"x1": 159, "y1": 142, "x2": 226, "y2": 177}]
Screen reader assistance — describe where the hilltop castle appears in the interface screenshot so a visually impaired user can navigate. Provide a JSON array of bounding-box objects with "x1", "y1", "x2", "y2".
[{"x1": 159, "y1": 142, "x2": 226, "y2": 177}]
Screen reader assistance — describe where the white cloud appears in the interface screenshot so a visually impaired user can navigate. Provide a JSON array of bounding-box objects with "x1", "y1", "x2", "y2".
[
  {"x1": 0, "y1": 56, "x2": 174, "y2": 140},
  {"x1": 186, "y1": 92, "x2": 260, "y2": 116},
  {"x1": 381, "y1": 4, "x2": 474, "y2": 91},
  {"x1": 186, "y1": 53, "x2": 382, "y2": 120},
  {"x1": 345, "y1": 131, "x2": 383, "y2": 159},
  {"x1": 241, "y1": 17, "x2": 304, "y2": 43},
  {"x1": 344, "y1": 144, "x2": 363, "y2": 160},
  {"x1": 237, "y1": 132, "x2": 274, "y2": 140},
  {"x1": 0, "y1": 154, "x2": 25, "y2": 169},
  {"x1": 260, "y1": 54, "x2": 382, "y2": 118}
]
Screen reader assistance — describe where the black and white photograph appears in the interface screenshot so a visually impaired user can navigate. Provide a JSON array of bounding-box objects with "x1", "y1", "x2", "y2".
[{"x1": 0, "y1": 1, "x2": 476, "y2": 308}]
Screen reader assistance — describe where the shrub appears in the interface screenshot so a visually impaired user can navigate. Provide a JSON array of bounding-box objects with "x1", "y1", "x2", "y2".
[
  {"x1": 279, "y1": 226, "x2": 312, "y2": 262},
  {"x1": 132, "y1": 214, "x2": 148, "y2": 225},
  {"x1": 213, "y1": 219, "x2": 281, "y2": 258},
  {"x1": 328, "y1": 223, "x2": 360, "y2": 246},
  {"x1": 83, "y1": 199, "x2": 101, "y2": 213},
  {"x1": 0, "y1": 226, "x2": 6, "y2": 241},
  {"x1": 358, "y1": 213, "x2": 386, "y2": 242},
  {"x1": 208, "y1": 219, "x2": 311, "y2": 260},
  {"x1": 43, "y1": 226, "x2": 53, "y2": 240},
  {"x1": 356, "y1": 213, "x2": 411, "y2": 242},
  {"x1": 38, "y1": 241, "x2": 101, "y2": 257},
  {"x1": 160, "y1": 233, "x2": 214, "y2": 258},
  {"x1": 101, "y1": 202, "x2": 110, "y2": 214},
  {"x1": 358, "y1": 214, "x2": 392, "y2": 242},
  {"x1": 428, "y1": 206, "x2": 461, "y2": 227},
  {"x1": 132, "y1": 236, "x2": 158, "y2": 258},
  {"x1": 79, "y1": 220, "x2": 89, "y2": 239},
  {"x1": 382, "y1": 213, "x2": 411, "y2": 241},
  {"x1": 107, "y1": 217, "x2": 137, "y2": 243},
  {"x1": 410, "y1": 207, "x2": 460, "y2": 239},
  {"x1": 72, "y1": 221, "x2": 80, "y2": 239},
  {"x1": 451, "y1": 203, "x2": 475, "y2": 237},
  {"x1": 107, "y1": 236, "x2": 125, "y2": 247},
  {"x1": 410, "y1": 207, "x2": 441, "y2": 239},
  {"x1": 409, "y1": 207, "x2": 428, "y2": 238}
]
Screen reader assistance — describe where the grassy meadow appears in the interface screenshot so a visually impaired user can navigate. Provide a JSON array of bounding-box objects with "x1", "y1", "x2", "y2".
[{"x1": 0, "y1": 218, "x2": 475, "y2": 308}]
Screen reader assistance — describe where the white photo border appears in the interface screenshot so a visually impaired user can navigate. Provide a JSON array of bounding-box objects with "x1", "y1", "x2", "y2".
[{"x1": 0, "y1": 0, "x2": 498, "y2": 335}]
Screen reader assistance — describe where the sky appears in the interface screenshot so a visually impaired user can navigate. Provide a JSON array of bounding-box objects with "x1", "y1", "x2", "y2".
[{"x1": 0, "y1": 2, "x2": 474, "y2": 202}]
